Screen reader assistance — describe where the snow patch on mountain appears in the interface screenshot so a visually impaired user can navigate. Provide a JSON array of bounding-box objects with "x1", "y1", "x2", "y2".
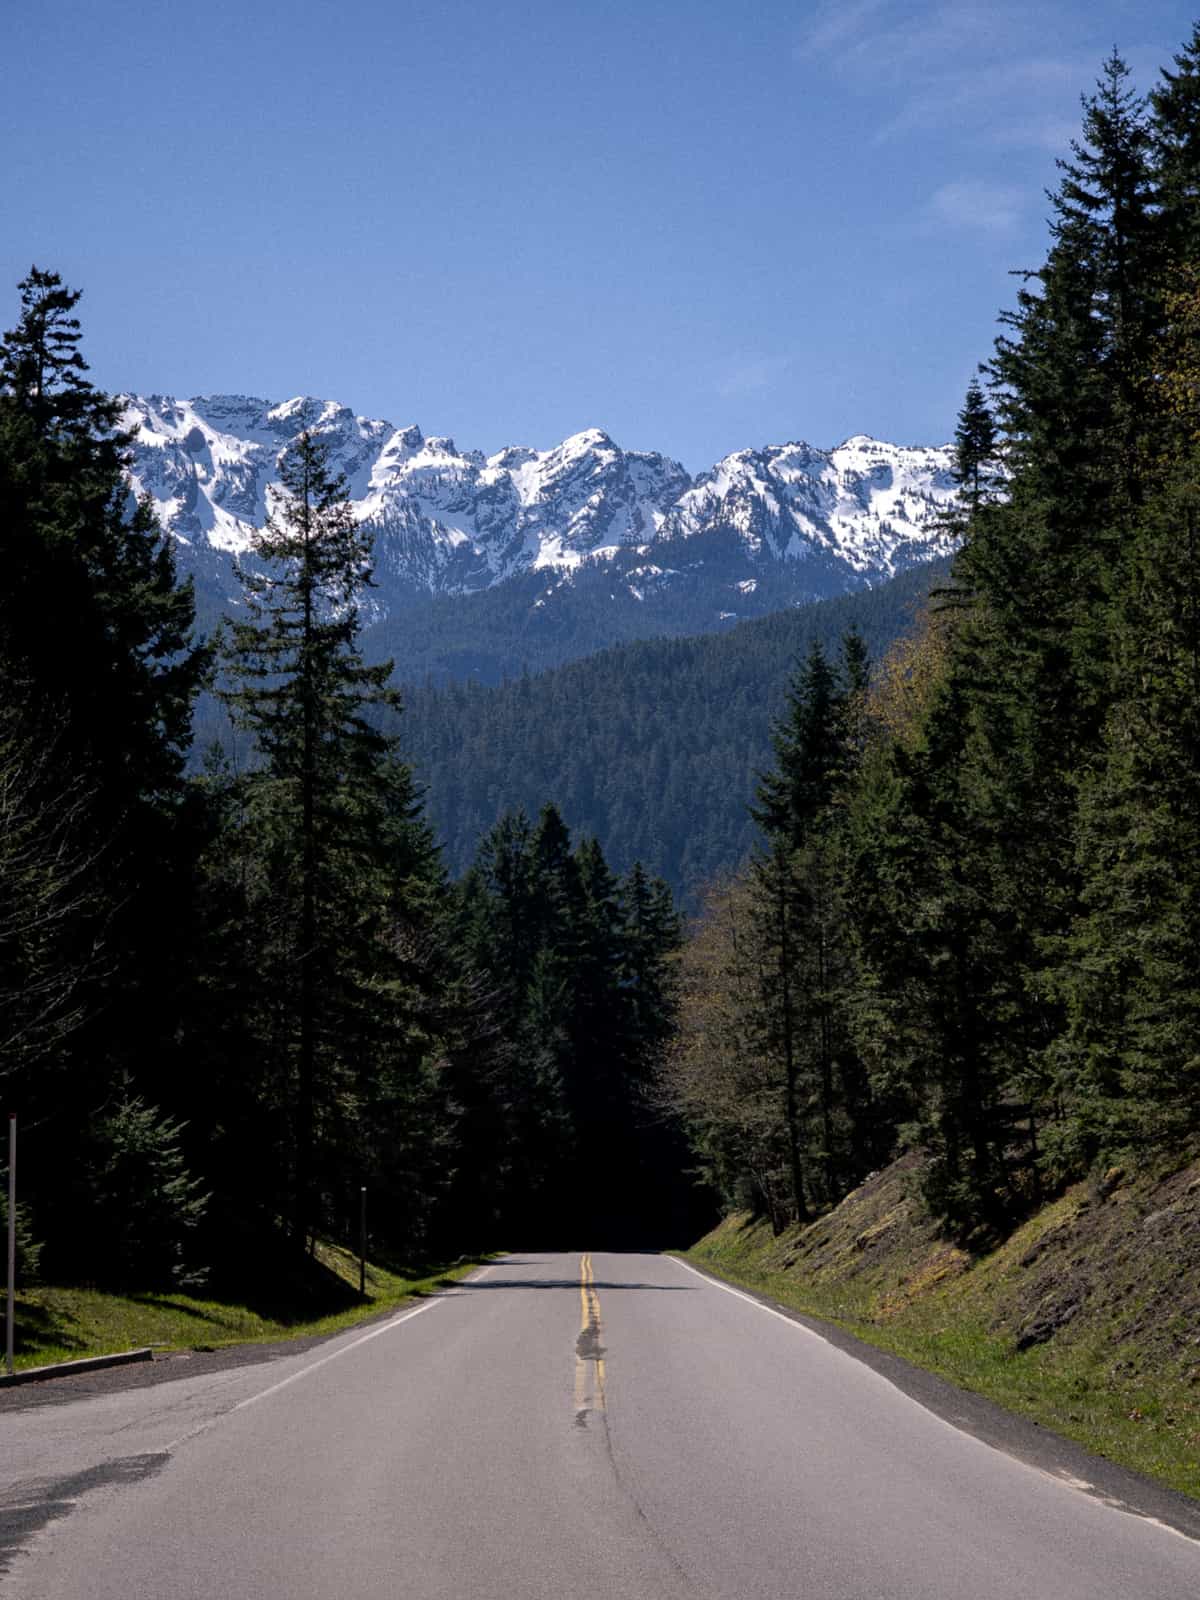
[
  {"x1": 120, "y1": 393, "x2": 959, "y2": 616},
  {"x1": 661, "y1": 434, "x2": 956, "y2": 578}
]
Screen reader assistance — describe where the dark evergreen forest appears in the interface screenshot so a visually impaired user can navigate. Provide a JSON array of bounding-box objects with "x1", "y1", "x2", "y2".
[
  {"x1": 397, "y1": 563, "x2": 947, "y2": 906},
  {"x1": 4, "y1": 27, "x2": 1200, "y2": 1308},
  {"x1": 0, "y1": 271, "x2": 702, "y2": 1298},
  {"x1": 666, "y1": 38, "x2": 1200, "y2": 1243},
  {"x1": 199, "y1": 562, "x2": 947, "y2": 910}
]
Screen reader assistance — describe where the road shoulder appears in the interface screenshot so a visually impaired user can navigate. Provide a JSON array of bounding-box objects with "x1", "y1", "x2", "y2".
[{"x1": 672, "y1": 1252, "x2": 1200, "y2": 1545}]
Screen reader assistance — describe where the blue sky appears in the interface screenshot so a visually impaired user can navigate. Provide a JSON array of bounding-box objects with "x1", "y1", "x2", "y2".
[{"x1": 4, "y1": 1, "x2": 1196, "y2": 470}]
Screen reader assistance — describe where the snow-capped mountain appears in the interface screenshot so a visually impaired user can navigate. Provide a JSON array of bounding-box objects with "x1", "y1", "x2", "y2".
[
  {"x1": 660, "y1": 436, "x2": 957, "y2": 577},
  {"x1": 124, "y1": 395, "x2": 692, "y2": 594},
  {"x1": 121, "y1": 393, "x2": 958, "y2": 630}
]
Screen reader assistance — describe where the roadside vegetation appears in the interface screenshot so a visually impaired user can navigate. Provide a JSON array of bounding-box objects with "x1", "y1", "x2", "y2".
[
  {"x1": 659, "y1": 39, "x2": 1200, "y2": 1505},
  {"x1": 687, "y1": 1151, "x2": 1200, "y2": 1500},
  {"x1": 6, "y1": 1244, "x2": 488, "y2": 1373}
]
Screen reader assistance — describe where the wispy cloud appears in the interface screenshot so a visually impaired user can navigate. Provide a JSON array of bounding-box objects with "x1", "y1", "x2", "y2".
[
  {"x1": 925, "y1": 179, "x2": 1025, "y2": 232},
  {"x1": 873, "y1": 54, "x2": 1089, "y2": 145},
  {"x1": 793, "y1": 0, "x2": 1097, "y2": 154},
  {"x1": 795, "y1": 0, "x2": 892, "y2": 61}
]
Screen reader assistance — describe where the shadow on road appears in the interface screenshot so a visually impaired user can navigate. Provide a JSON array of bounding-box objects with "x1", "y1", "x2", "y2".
[
  {"x1": 447, "y1": 1278, "x2": 694, "y2": 1292},
  {"x1": 0, "y1": 1455, "x2": 168, "y2": 1575}
]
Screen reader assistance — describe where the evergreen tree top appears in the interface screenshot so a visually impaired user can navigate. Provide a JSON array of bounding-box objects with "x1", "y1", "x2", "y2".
[
  {"x1": 1054, "y1": 52, "x2": 1151, "y2": 238},
  {"x1": 1152, "y1": 24, "x2": 1200, "y2": 255},
  {"x1": 752, "y1": 636, "x2": 862, "y2": 848},
  {"x1": 0, "y1": 267, "x2": 118, "y2": 442}
]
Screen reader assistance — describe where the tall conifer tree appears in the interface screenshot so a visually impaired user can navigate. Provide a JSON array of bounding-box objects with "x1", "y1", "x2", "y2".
[
  {"x1": 0, "y1": 270, "x2": 204, "y2": 1238},
  {"x1": 219, "y1": 430, "x2": 436, "y2": 1245}
]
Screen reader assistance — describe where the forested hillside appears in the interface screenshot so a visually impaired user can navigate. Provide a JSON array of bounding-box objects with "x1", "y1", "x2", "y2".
[
  {"x1": 398, "y1": 561, "x2": 948, "y2": 902},
  {"x1": 358, "y1": 520, "x2": 947, "y2": 684},
  {"x1": 665, "y1": 40, "x2": 1200, "y2": 1248}
]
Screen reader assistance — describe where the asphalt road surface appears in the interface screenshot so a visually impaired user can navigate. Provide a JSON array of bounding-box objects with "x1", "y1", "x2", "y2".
[{"x1": 4, "y1": 1250, "x2": 1200, "y2": 1598}]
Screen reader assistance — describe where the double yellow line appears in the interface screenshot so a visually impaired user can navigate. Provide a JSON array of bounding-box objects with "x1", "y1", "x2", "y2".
[{"x1": 574, "y1": 1251, "x2": 607, "y2": 1421}]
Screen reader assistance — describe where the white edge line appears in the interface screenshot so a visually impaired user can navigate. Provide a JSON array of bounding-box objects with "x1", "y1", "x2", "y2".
[
  {"x1": 229, "y1": 1298, "x2": 443, "y2": 1414},
  {"x1": 670, "y1": 1253, "x2": 827, "y2": 1342},
  {"x1": 668, "y1": 1254, "x2": 1200, "y2": 1548},
  {"x1": 165, "y1": 1262, "x2": 496, "y2": 1451}
]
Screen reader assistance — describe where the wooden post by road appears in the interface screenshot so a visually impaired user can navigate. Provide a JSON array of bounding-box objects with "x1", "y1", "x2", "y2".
[
  {"x1": 359, "y1": 1186, "x2": 367, "y2": 1298},
  {"x1": 6, "y1": 1112, "x2": 15, "y2": 1377}
]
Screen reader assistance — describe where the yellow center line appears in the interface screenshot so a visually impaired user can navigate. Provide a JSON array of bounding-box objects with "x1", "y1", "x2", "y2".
[
  {"x1": 575, "y1": 1252, "x2": 590, "y2": 1415},
  {"x1": 574, "y1": 1251, "x2": 606, "y2": 1420}
]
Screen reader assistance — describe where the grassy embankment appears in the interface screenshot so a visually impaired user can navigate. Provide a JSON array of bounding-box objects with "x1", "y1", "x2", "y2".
[
  {"x1": 686, "y1": 1150, "x2": 1200, "y2": 1500},
  {"x1": 8, "y1": 1239, "x2": 490, "y2": 1372}
]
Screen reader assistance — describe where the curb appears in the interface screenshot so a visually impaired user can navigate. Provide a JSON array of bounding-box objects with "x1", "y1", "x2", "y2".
[{"x1": 0, "y1": 1347, "x2": 154, "y2": 1387}]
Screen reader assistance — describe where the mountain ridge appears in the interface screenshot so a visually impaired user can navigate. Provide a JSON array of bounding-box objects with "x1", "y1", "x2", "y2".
[{"x1": 122, "y1": 394, "x2": 959, "y2": 645}]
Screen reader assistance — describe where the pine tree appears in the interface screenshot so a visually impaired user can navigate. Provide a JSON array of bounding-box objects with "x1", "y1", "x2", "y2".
[
  {"x1": 990, "y1": 54, "x2": 1157, "y2": 519},
  {"x1": 751, "y1": 640, "x2": 843, "y2": 848},
  {"x1": 976, "y1": 54, "x2": 1157, "y2": 716},
  {"x1": 951, "y1": 376, "x2": 1002, "y2": 524},
  {"x1": 0, "y1": 268, "x2": 108, "y2": 441},
  {"x1": 1153, "y1": 24, "x2": 1200, "y2": 263},
  {"x1": 881, "y1": 58, "x2": 1165, "y2": 1234},
  {"x1": 740, "y1": 631, "x2": 881, "y2": 1218},
  {"x1": 456, "y1": 808, "x2": 693, "y2": 1239},
  {"x1": 460, "y1": 810, "x2": 539, "y2": 1000},
  {"x1": 454, "y1": 812, "x2": 577, "y2": 1233},
  {"x1": 76, "y1": 1094, "x2": 209, "y2": 1288},
  {"x1": 0, "y1": 269, "x2": 202, "y2": 818},
  {"x1": 1052, "y1": 467, "x2": 1200, "y2": 1164},
  {"x1": 218, "y1": 429, "x2": 437, "y2": 1245},
  {"x1": 667, "y1": 27, "x2": 1200, "y2": 1240},
  {"x1": 620, "y1": 861, "x2": 681, "y2": 1062}
]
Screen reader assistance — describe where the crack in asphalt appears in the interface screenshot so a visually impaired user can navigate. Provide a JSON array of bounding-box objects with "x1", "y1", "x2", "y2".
[{"x1": 570, "y1": 1252, "x2": 712, "y2": 1596}]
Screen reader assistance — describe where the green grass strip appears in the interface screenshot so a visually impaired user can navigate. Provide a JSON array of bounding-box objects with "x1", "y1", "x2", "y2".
[{"x1": 10, "y1": 1241, "x2": 496, "y2": 1372}]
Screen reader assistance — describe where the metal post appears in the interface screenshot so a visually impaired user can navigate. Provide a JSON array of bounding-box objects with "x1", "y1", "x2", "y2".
[
  {"x1": 359, "y1": 1186, "x2": 367, "y2": 1299},
  {"x1": 6, "y1": 1113, "x2": 15, "y2": 1378}
]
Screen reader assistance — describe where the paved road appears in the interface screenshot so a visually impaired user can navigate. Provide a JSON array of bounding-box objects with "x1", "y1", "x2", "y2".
[{"x1": 4, "y1": 1250, "x2": 1200, "y2": 1598}]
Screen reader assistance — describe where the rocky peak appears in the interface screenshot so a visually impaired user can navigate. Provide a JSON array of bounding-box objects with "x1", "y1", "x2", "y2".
[{"x1": 119, "y1": 390, "x2": 957, "y2": 609}]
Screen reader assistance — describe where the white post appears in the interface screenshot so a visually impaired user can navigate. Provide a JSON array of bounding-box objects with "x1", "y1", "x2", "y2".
[{"x1": 6, "y1": 1113, "x2": 14, "y2": 1378}]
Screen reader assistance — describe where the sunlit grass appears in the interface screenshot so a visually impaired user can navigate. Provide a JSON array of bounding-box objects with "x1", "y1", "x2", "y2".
[{"x1": 8, "y1": 1240, "x2": 492, "y2": 1373}]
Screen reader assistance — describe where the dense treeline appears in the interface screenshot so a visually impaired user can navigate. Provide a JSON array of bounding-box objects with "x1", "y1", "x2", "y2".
[
  {"x1": 0, "y1": 273, "x2": 694, "y2": 1297},
  {"x1": 664, "y1": 36, "x2": 1200, "y2": 1242},
  {"x1": 396, "y1": 562, "x2": 947, "y2": 906},
  {"x1": 450, "y1": 805, "x2": 704, "y2": 1243}
]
